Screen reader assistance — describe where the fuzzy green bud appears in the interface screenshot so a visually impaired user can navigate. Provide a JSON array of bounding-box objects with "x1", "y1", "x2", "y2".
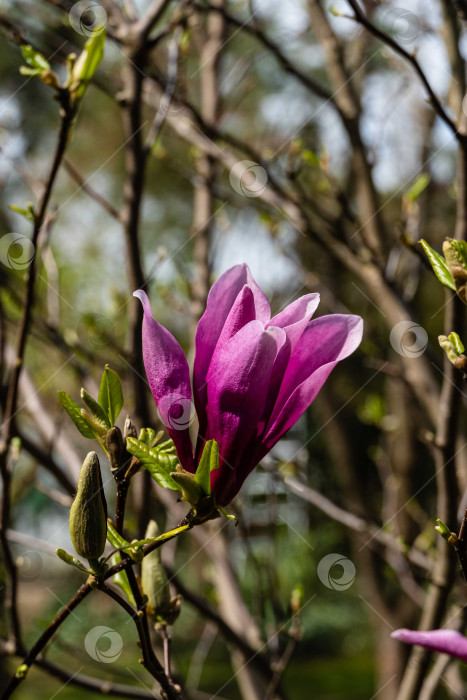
[
  {"x1": 443, "y1": 239, "x2": 467, "y2": 304},
  {"x1": 435, "y1": 518, "x2": 453, "y2": 542},
  {"x1": 16, "y1": 664, "x2": 29, "y2": 679},
  {"x1": 141, "y1": 520, "x2": 171, "y2": 620},
  {"x1": 69, "y1": 452, "x2": 107, "y2": 559}
]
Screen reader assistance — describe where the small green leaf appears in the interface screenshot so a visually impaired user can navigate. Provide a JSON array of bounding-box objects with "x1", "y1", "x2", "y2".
[
  {"x1": 448, "y1": 332, "x2": 464, "y2": 355},
  {"x1": 126, "y1": 437, "x2": 180, "y2": 490},
  {"x1": 56, "y1": 548, "x2": 92, "y2": 573},
  {"x1": 21, "y1": 45, "x2": 51, "y2": 71},
  {"x1": 98, "y1": 365, "x2": 123, "y2": 427},
  {"x1": 406, "y1": 173, "x2": 430, "y2": 202},
  {"x1": 57, "y1": 391, "x2": 96, "y2": 439},
  {"x1": 194, "y1": 440, "x2": 220, "y2": 496},
  {"x1": 110, "y1": 553, "x2": 136, "y2": 606},
  {"x1": 9, "y1": 203, "x2": 35, "y2": 221},
  {"x1": 19, "y1": 67, "x2": 43, "y2": 77},
  {"x1": 139, "y1": 427, "x2": 157, "y2": 445},
  {"x1": 420, "y1": 239, "x2": 456, "y2": 290},
  {"x1": 81, "y1": 388, "x2": 111, "y2": 430},
  {"x1": 80, "y1": 409, "x2": 108, "y2": 438},
  {"x1": 450, "y1": 240, "x2": 467, "y2": 269},
  {"x1": 69, "y1": 31, "x2": 105, "y2": 103},
  {"x1": 106, "y1": 520, "x2": 130, "y2": 550}
]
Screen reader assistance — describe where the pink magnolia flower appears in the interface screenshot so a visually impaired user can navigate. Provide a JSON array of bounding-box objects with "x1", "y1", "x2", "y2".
[
  {"x1": 391, "y1": 629, "x2": 467, "y2": 662},
  {"x1": 134, "y1": 264, "x2": 363, "y2": 505}
]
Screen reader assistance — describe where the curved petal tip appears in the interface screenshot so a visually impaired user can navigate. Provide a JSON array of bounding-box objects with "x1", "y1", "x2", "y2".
[
  {"x1": 133, "y1": 289, "x2": 151, "y2": 315},
  {"x1": 390, "y1": 629, "x2": 407, "y2": 640}
]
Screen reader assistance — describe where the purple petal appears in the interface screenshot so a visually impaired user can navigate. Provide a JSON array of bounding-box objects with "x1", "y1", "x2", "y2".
[
  {"x1": 259, "y1": 293, "x2": 321, "y2": 428},
  {"x1": 215, "y1": 285, "x2": 257, "y2": 355},
  {"x1": 391, "y1": 629, "x2": 467, "y2": 662},
  {"x1": 134, "y1": 290, "x2": 194, "y2": 471},
  {"x1": 205, "y1": 320, "x2": 281, "y2": 505},
  {"x1": 263, "y1": 314, "x2": 363, "y2": 449},
  {"x1": 193, "y1": 265, "x2": 270, "y2": 443},
  {"x1": 267, "y1": 293, "x2": 320, "y2": 349}
]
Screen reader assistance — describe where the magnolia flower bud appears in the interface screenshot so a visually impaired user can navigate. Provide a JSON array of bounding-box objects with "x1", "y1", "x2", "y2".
[
  {"x1": 141, "y1": 520, "x2": 171, "y2": 619},
  {"x1": 69, "y1": 452, "x2": 107, "y2": 560}
]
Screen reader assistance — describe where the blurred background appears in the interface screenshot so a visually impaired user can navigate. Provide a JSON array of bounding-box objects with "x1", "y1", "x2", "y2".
[{"x1": 0, "y1": 0, "x2": 466, "y2": 698}]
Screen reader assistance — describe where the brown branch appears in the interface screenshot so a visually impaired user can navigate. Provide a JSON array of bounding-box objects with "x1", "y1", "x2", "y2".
[
  {"x1": 166, "y1": 566, "x2": 274, "y2": 683},
  {"x1": 283, "y1": 476, "x2": 432, "y2": 572},
  {"x1": 0, "y1": 95, "x2": 75, "y2": 656},
  {"x1": 0, "y1": 643, "x2": 156, "y2": 699},
  {"x1": 395, "y1": 120, "x2": 467, "y2": 700},
  {"x1": 63, "y1": 160, "x2": 122, "y2": 221},
  {"x1": 195, "y1": 2, "x2": 332, "y2": 102},
  {"x1": 345, "y1": 0, "x2": 460, "y2": 139},
  {"x1": 1, "y1": 515, "x2": 194, "y2": 699}
]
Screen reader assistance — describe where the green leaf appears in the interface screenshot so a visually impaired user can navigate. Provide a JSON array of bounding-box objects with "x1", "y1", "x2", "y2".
[
  {"x1": 406, "y1": 173, "x2": 430, "y2": 202},
  {"x1": 448, "y1": 332, "x2": 464, "y2": 355},
  {"x1": 420, "y1": 239, "x2": 456, "y2": 291},
  {"x1": 57, "y1": 391, "x2": 96, "y2": 439},
  {"x1": 56, "y1": 548, "x2": 91, "y2": 573},
  {"x1": 19, "y1": 67, "x2": 43, "y2": 77},
  {"x1": 98, "y1": 365, "x2": 123, "y2": 427},
  {"x1": 194, "y1": 440, "x2": 219, "y2": 496},
  {"x1": 81, "y1": 388, "x2": 111, "y2": 430},
  {"x1": 450, "y1": 240, "x2": 467, "y2": 269},
  {"x1": 69, "y1": 31, "x2": 105, "y2": 103},
  {"x1": 106, "y1": 520, "x2": 130, "y2": 550},
  {"x1": 110, "y1": 553, "x2": 136, "y2": 606},
  {"x1": 139, "y1": 427, "x2": 157, "y2": 445},
  {"x1": 21, "y1": 45, "x2": 51, "y2": 71},
  {"x1": 126, "y1": 437, "x2": 180, "y2": 490},
  {"x1": 9, "y1": 203, "x2": 35, "y2": 221}
]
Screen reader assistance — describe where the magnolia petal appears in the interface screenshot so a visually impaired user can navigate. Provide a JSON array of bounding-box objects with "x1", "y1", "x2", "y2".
[
  {"x1": 263, "y1": 314, "x2": 363, "y2": 449},
  {"x1": 193, "y1": 265, "x2": 270, "y2": 421},
  {"x1": 205, "y1": 321, "x2": 280, "y2": 505},
  {"x1": 267, "y1": 293, "x2": 320, "y2": 350},
  {"x1": 134, "y1": 290, "x2": 194, "y2": 471},
  {"x1": 391, "y1": 628, "x2": 467, "y2": 662}
]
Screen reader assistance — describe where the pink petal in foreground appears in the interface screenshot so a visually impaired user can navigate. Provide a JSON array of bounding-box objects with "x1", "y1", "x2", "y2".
[
  {"x1": 267, "y1": 293, "x2": 320, "y2": 349},
  {"x1": 391, "y1": 629, "x2": 467, "y2": 662},
  {"x1": 205, "y1": 321, "x2": 282, "y2": 505},
  {"x1": 193, "y1": 264, "x2": 270, "y2": 416},
  {"x1": 134, "y1": 290, "x2": 194, "y2": 471}
]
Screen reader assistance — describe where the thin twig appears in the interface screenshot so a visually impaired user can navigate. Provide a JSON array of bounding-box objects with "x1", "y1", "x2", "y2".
[{"x1": 345, "y1": 0, "x2": 460, "y2": 139}]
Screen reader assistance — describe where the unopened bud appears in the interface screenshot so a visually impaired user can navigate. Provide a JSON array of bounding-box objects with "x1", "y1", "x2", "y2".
[
  {"x1": 435, "y1": 518, "x2": 452, "y2": 541},
  {"x1": 141, "y1": 520, "x2": 172, "y2": 620},
  {"x1": 443, "y1": 239, "x2": 467, "y2": 304},
  {"x1": 124, "y1": 415, "x2": 138, "y2": 440},
  {"x1": 69, "y1": 452, "x2": 107, "y2": 559},
  {"x1": 106, "y1": 427, "x2": 125, "y2": 478},
  {"x1": 16, "y1": 664, "x2": 29, "y2": 679}
]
